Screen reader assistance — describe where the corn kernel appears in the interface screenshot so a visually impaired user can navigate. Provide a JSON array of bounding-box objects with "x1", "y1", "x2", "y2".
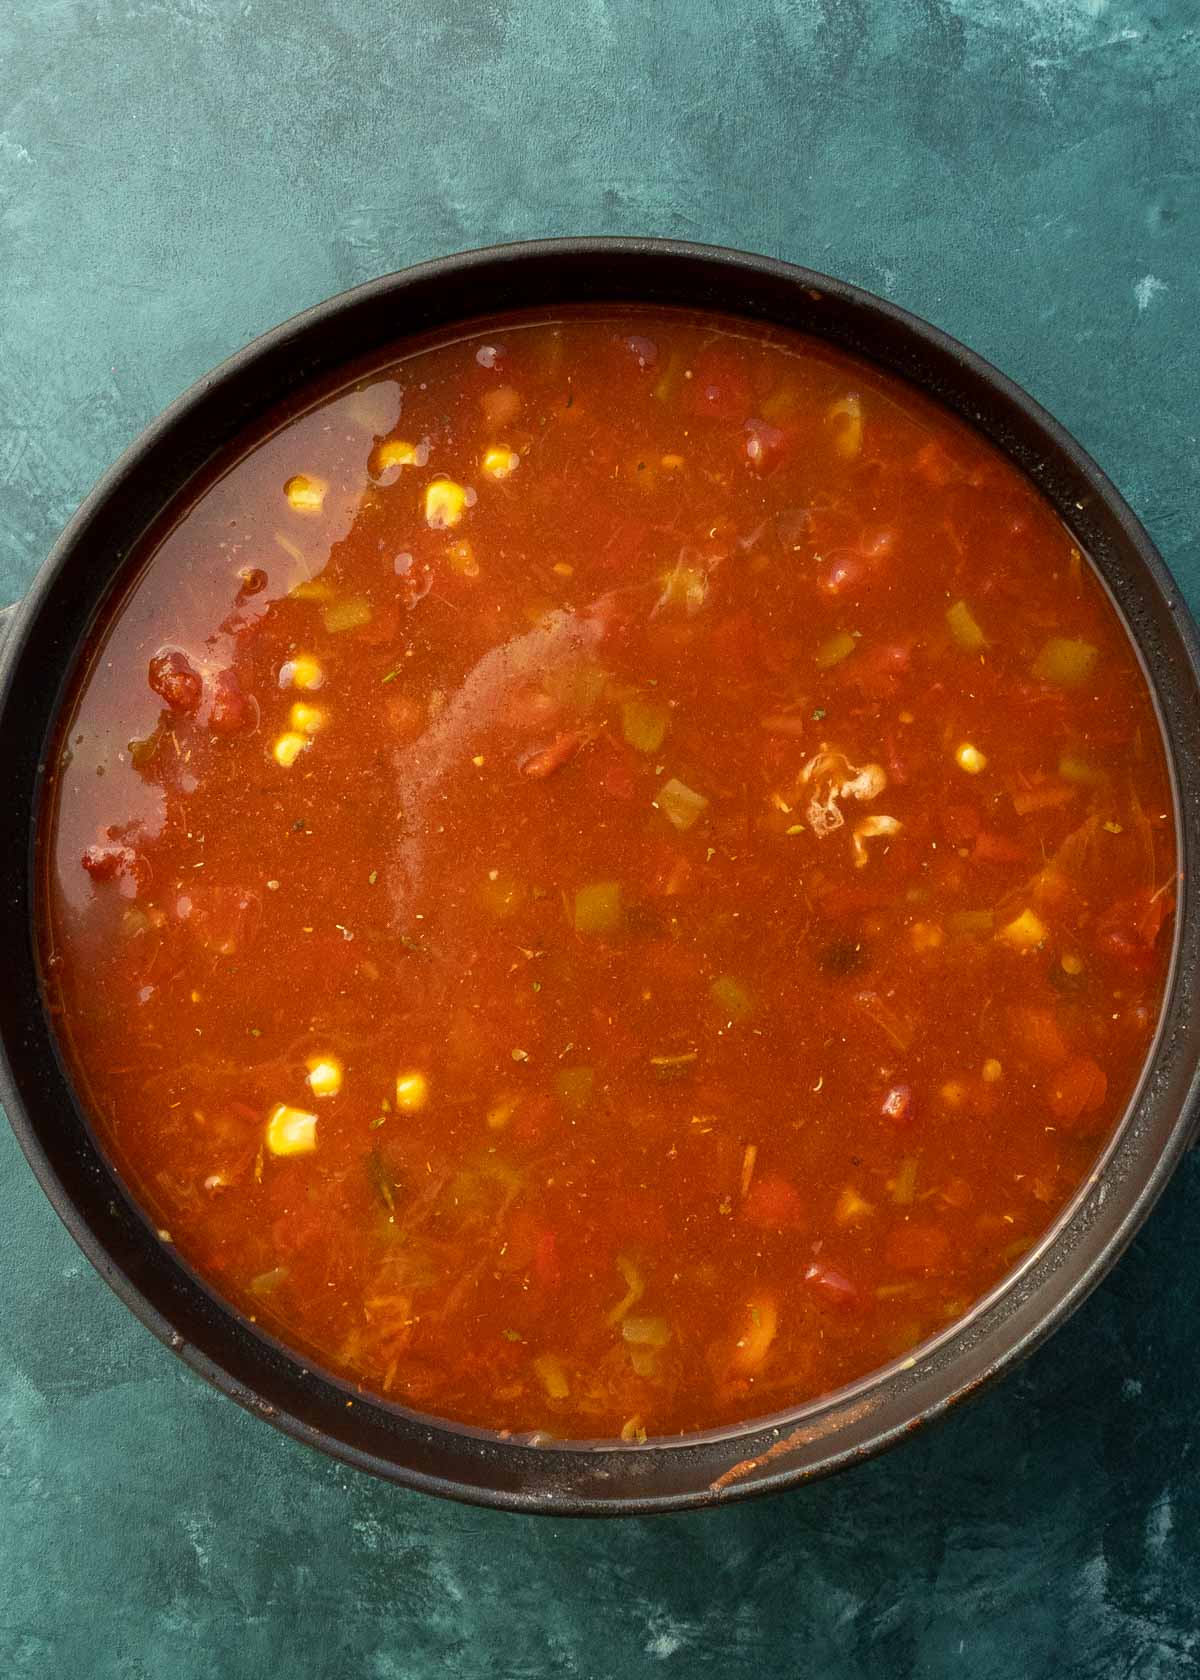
[
  {"x1": 997, "y1": 908, "x2": 1047, "y2": 950},
  {"x1": 305, "y1": 1056, "x2": 343, "y2": 1099},
  {"x1": 955, "y1": 742, "x2": 988, "y2": 775},
  {"x1": 395, "y1": 1071, "x2": 429, "y2": 1111},
  {"x1": 910, "y1": 920, "x2": 945, "y2": 953},
  {"x1": 940, "y1": 1080, "x2": 967, "y2": 1109},
  {"x1": 481, "y1": 445, "x2": 520, "y2": 480},
  {"x1": 660, "y1": 453, "x2": 685, "y2": 470},
  {"x1": 272, "y1": 731, "x2": 310, "y2": 767},
  {"x1": 424, "y1": 479, "x2": 470, "y2": 529},
  {"x1": 284, "y1": 474, "x2": 326, "y2": 514},
  {"x1": 281, "y1": 656, "x2": 324, "y2": 691},
  {"x1": 371, "y1": 438, "x2": 421, "y2": 475},
  {"x1": 290, "y1": 702, "x2": 326, "y2": 736},
  {"x1": 982, "y1": 1058, "x2": 1003, "y2": 1083},
  {"x1": 265, "y1": 1104, "x2": 318, "y2": 1156},
  {"x1": 1061, "y1": 953, "x2": 1084, "y2": 975},
  {"x1": 552, "y1": 562, "x2": 574, "y2": 577}
]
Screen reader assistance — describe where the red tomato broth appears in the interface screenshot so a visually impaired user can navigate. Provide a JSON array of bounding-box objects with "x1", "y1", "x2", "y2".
[{"x1": 38, "y1": 309, "x2": 1176, "y2": 1441}]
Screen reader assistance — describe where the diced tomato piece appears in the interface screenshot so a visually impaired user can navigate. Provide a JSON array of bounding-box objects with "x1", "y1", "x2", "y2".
[
  {"x1": 913, "y1": 441, "x2": 958, "y2": 488},
  {"x1": 885, "y1": 1223, "x2": 950, "y2": 1273},
  {"x1": 520, "y1": 730, "x2": 586, "y2": 779},
  {"x1": 81, "y1": 842, "x2": 132, "y2": 882},
  {"x1": 849, "y1": 640, "x2": 913, "y2": 700},
  {"x1": 601, "y1": 756, "x2": 637, "y2": 800},
  {"x1": 972, "y1": 831, "x2": 1026, "y2": 865},
  {"x1": 1008, "y1": 1005, "x2": 1070, "y2": 1064},
  {"x1": 687, "y1": 348, "x2": 753, "y2": 421},
  {"x1": 1046, "y1": 1056, "x2": 1108, "y2": 1124},
  {"x1": 709, "y1": 611, "x2": 759, "y2": 681},
  {"x1": 1095, "y1": 892, "x2": 1173, "y2": 969},
  {"x1": 741, "y1": 1174, "x2": 804, "y2": 1231},
  {"x1": 803, "y1": 1262, "x2": 861, "y2": 1309},
  {"x1": 744, "y1": 417, "x2": 790, "y2": 474},
  {"x1": 207, "y1": 669, "x2": 253, "y2": 734},
  {"x1": 148, "y1": 648, "x2": 202, "y2": 715}
]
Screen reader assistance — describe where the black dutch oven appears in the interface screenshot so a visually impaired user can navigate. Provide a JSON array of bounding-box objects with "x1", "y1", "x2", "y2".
[{"x1": 2, "y1": 239, "x2": 1198, "y2": 1515}]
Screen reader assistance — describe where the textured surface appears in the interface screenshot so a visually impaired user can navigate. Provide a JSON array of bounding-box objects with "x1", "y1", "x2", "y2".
[{"x1": 1, "y1": 1, "x2": 1198, "y2": 1674}]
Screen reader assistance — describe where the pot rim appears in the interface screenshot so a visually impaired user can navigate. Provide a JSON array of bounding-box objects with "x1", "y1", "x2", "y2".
[{"x1": 3, "y1": 235, "x2": 1199, "y2": 1514}]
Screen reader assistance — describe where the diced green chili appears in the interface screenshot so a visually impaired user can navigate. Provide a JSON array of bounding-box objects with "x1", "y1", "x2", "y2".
[
  {"x1": 1032, "y1": 636, "x2": 1098, "y2": 688},
  {"x1": 574, "y1": 881, "x2": 623, "y2": 935},
  {"x1": 710, "y1": 974, "x2": 754, "y2": 1023},
  {"x1": 621, "y1": 697, "x2": 670, "y2": 754}
]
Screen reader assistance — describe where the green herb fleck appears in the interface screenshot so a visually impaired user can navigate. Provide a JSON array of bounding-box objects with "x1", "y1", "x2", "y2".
[
  {"x1": 531, "y1": 980, "x2": 542, "y2": 993},
  {"x1": 368, "y1": 870, "x2": 378, "y2": 885},
  {"x1": 812, "y1": 707, "x2": 826, "y2": 721},
  {"x1": 381, "y1": 667, "x2": 402, "y2": 684},
  {"x1": 249, "y1": 1027, "x2": 261, "y2": 1038},
  {"x1": 502, "y1": 1328, "x2": 523, "y2": 1343},
  {"x1": 292, "y1": 819, "x2": 306, "y2": 833},
  {"x1": 750, "y1": 1304, "x2": 762, "y2": 1328},
  {"x1": 370, "y1": 1115, "x2": 387, "y2": 1130}
]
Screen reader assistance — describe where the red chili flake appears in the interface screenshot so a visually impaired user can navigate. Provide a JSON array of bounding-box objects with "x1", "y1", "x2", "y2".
[{"x1": 148, "y1": 648, "x2": 202, "y2": 715}]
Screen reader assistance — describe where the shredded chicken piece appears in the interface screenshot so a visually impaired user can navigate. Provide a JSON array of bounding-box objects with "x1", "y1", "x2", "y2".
[
  {"x1": 799, "y1": 747, "x2": 887, "y2": 836},
  {"x1": 851, "y1": 814, "x2": 901, "y2": 867}
]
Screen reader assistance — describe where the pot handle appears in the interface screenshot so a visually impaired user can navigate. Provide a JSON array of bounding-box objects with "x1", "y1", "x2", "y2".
[{"x1": 0, "y1": 601, "x2": 15, "y2": 651}]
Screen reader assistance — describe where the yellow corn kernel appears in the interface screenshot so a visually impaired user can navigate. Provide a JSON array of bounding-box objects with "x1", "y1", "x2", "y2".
[
  {"x1": 395, "y1": 1071, "x2": 429, "y2": 1112},
  {"x1": 834, "y1": 1186, "x2": 874, "y2": 1225},
  {"x1": 955, "y1": 742, "x2": 988, "y2": 775},
  {"x1": 1061, "y1": 952, "x2": 1084, "y2": 975},
  {"x1": 371, "y1": 438, "x2": 421, "y2": 475},
  {"x1": 910, "y1": 920, "x2": 945, "y2": 953},
  {"x1": 290, "y1": 702, "x2": 326, "y2": 736},
  {"x1": 272, "y1": 731, "x2": 310, "y2": 768},
  {"x1": 284, "y1": 474, "x2": 326, "y2": 514},
  {"x1": 265, "y1": 1104, "x2": 318, "y2": 1156},
  {"x1": 424, "y1": 479, "x2": 470, "y2": 529},
  {"x1": 660, "y1": 453, "x2": 685, "y2": 470},
  {"x1": 481, "y1": 445, "x2": 520, "y2": 480},
  {"x1": 997, "y1": 908, "x2": 1047, "y2": 950},
  {"x1": 305, "y1": 1056, "x2": 343, "y2": 1099},
  {"x1": 552, "y1": 562, "x2": 574, "y2": 577},
  {"x1": 282, "y1": 655, "x2": 324, "y2": 691},
  {"x1": 940, "y1": 1080, "x2": 967, "y2": 1109},
  {"x1": 981, "y1": 1058, "x2": 1003, "y2": 1084}
]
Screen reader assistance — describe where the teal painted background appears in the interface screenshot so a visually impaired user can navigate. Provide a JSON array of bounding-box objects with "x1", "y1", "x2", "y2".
[{"x1": 2, "y1": 1, "x2": 1198, "y2": 1673}]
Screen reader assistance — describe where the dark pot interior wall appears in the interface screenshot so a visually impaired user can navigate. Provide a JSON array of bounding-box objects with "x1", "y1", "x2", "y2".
[{"x1": 1, "y1": 1, "x2": 1198, "y2": 1675}]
